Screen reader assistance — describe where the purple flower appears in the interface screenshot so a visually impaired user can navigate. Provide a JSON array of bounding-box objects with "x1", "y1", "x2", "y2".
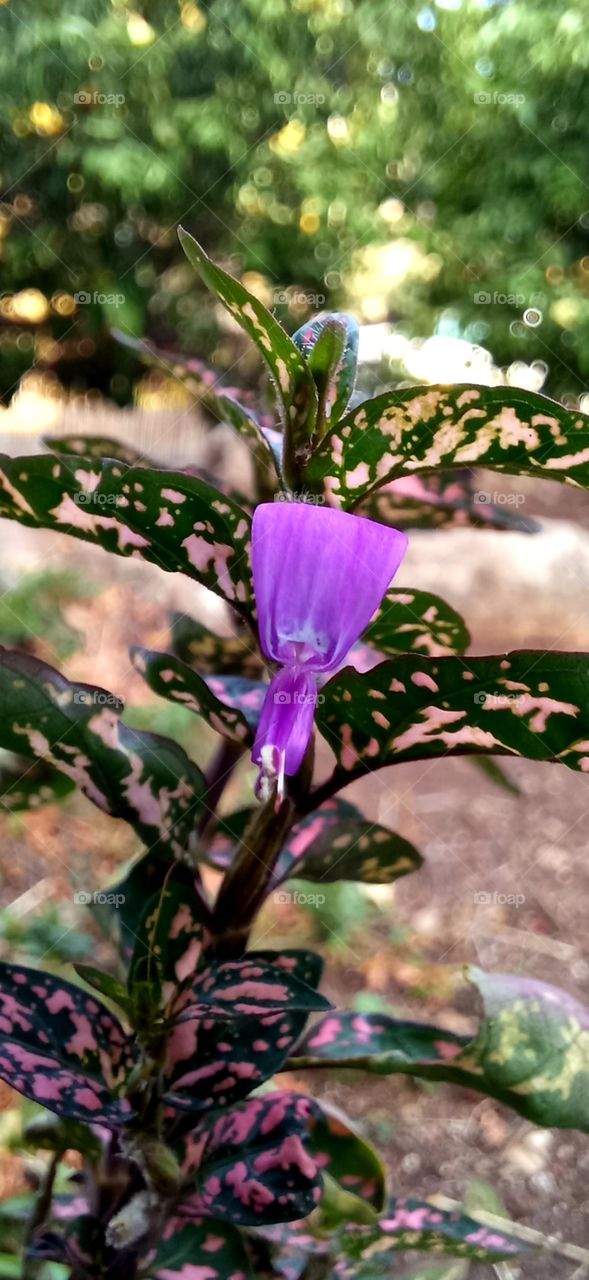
[{"x1": 251, "y1": 502, "x2": 408, "y2": 799}]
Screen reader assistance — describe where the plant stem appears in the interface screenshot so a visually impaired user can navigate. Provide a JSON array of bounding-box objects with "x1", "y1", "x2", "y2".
[{"x1": 209, "y1": 792, "x2": 296, "y2": 954}]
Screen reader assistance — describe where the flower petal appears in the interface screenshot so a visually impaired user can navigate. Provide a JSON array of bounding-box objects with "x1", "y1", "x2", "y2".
[
  {"x1": 252, "y1": 502, "x2": 408, "y2": 671},
  {"x1": 252, "y1": 667, "x2": 317, "y2": 794}
]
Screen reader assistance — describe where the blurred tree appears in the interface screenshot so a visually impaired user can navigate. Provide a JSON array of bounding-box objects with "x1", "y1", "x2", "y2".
[{"x1": 0, "y1": 0, "x2": 588, "y2": 402}]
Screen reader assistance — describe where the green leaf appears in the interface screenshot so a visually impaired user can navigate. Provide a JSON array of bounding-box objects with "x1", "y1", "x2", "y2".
[
  {"x1": 317, "y1": 650, "x2": 589, "y2": 783},
  {"x1": 307, "y1": 383, "x2": 589, "y2": 507},
  {"x1": 178, "y1": 228, "x2": 318, "y2": 480},
  {"x1": 170, "y1": 612, "x2": 265, "y2": 679},
  {"x1": 130, "y1": 647, "x2": 254, "y2": 744},
  {"x1": 0, "y1": 650, "x2": 205, "y2": 858},
  {"x1": 73, "y1": 965, "x2": 131, "y2": 1015},
  {"x1": 308, "y1": 1100, "x2": 386, "y2": 1211},
  {"x1": 364, "y1": 588, "x2": 470, "y2": 658},
  {"x1": 0, "y1": 453, "x2": 253, "y2": 615},
  {"x1": 293, "y1": 312, "x2": 359, "y2": 431},
  {"x1": 468, "y1": 755, "x2": 521, "y2": 795},
  {"x1": 0, "y1": 756, "x2": 75, "y2": 812},
  {"x1": 151, "y1": 1220, "x2": 252, "y2": 1280},
  {"x1": 292, "y1": 966, "x2": 589, "y2": 1130},
  {"x1": 273, "y1": 798, "x2": 423, "y2": 885}
]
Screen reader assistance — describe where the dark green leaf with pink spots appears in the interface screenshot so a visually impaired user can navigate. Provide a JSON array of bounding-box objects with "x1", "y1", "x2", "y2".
[
  {"x1": 129, "y1": 862, "x2": 206, "y2": 999},
  {"x1": 0, "y1": 649, "x2": 206, "y2": 859},
  {"x1": 0, "y1": 961, "x2": 136, "y2": 1124},
  {"x1": 164, "y1": 953, "x2": 324, "y2": 1114},
  {"x1": 317, "y1": 651, "x2": 589, "y2": 783},
  {"x1": 306, "y1": 383, "x2": 589, "y2": 507},
  {"x1": 178, "y1": 1091, "x2": 322, "y2": 1226},
  {"x1": 364, "y1": 589, "x2": 470, "y2": 658},
  {"x1": 0, "y1": 453, "x2": 253, "y2": 615},
  {"x1": 151, "y1": 1219, "x2": 253, "y2": 1280},
  {"x1": 338, "y1": 1198, "x2": 527, "y2": 1264},
  {"x1": 0, "y1": 755, "x2": 75, "y2": 812},
  {"x1": 291, "y1": 967, "x2": 589, "y2": 1130},
  {"x1": 44, "y1": 433, "x2": 147, "y2": 466},
  {"x1": 170, "y1": 612, "x2": 265, "y2": 679},
  {"x1": 272, "y1": 798, "x2": 423, "y2": 886},
  {"x1": 178, "y1": 229, "x2": 317, "y2": 457},
  {"x1": 293, "y1": 313, "x2": 359, "y2": 434},
  {"x1": 177, "y1": 954, "x2": 332, "y2": 1023},
  {"x1": 130, "y1": 647, "x2": 254, "y2": 745},
  {"x1": 360, "y1": 471, "x2": 538, "y2": 533}
]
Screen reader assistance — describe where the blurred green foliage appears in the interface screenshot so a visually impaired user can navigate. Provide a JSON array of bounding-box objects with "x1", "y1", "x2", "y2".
[{"x1": 1, "y1": 0, "x2": 588, "y2": 400}]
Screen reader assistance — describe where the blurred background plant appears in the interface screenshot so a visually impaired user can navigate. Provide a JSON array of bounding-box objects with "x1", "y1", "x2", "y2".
[{"x1": 2, "y1": 0, "x2": 589, "y2": 408}]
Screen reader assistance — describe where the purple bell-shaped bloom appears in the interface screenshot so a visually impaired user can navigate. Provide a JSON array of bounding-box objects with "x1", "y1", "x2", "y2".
[{"x1": 251, "y1": 502, "x2": 408, "y2": 799}]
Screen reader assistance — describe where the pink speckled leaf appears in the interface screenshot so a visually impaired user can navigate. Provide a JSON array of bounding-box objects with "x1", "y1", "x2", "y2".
[
  {"x1": 0, "y1": 650, "x2": 206, "y2": 859},
  {"x1": 271, "y1": 797, "x2": 422, "y2": 887},
  {"x1": 178, "y1": 1091, "x2": 322, "y2": 1226},
  {"x1": 164, "y1": 952, "x2": 325, "y2": 1115},
  {"x1": 317, "y1": 650, "x2": 589, "y2": 784},
  {"x1": 152, "y1": 1218, "x2": 253, "y2": 1279},
  {"x1": 364, "y1": 588, "x2": 470, "y2": 658},
  {"x1": 306, "y1": 383, "x2": 589, "y2": 509},
  {"x1": 178, "y1": 231, "x2": 317, "y2": 460},
  {"x1": 129, "y1": 862, "x2": 206, "y2": 1001},
  {"x1": 0, "y1": 961, "x2": 136, "y2": 1124},
  {"x1": 0, "y1": 755, "x2": 75, "y2": 812},
  {"x1": 292, "y1": 966, "x2": 589, "y2": 1130},
  {"x1": 130, "y1": 647, "x2": 255, "y2": 745},
  {"x1": 0, "y1": 453, "x2": 253, "y2": 615},
  {"x1": 338, "y1": 1197, "x2": 527, "y2": 1264},
  {"x1": 176, "y1": 955, "x2": 332, "y2": 1023},
  {"x1": 360, "y1": 470, "x2": 538, "y2": 533}
]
